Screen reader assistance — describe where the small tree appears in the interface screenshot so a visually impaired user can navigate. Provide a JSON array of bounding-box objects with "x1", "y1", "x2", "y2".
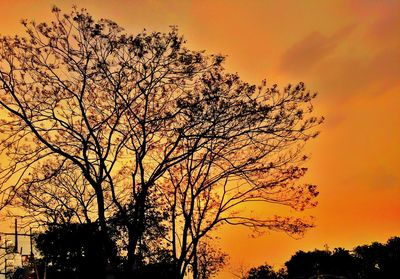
[
  {"x1": 245, "y1": 264, "x2": 286, "y2": 279},
  {"x1": 0, "y1": 7, "x2": 322, "y2": 278},
  {"x1": 193, "y1": 240, "x2": 227, "y2": 279}
]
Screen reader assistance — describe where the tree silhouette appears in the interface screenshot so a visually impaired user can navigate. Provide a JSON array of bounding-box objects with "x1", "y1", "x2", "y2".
[
  {"x1": 384, "y1": 237, "x2": 400, "y2": 277},
  {"x1": 0, "y1": 7, "x2": 322, "y2": 278},
  {"x1": 245, "y1": 264, "x2": 286, "y2": 279},
  {"x1": 18, "y1": 164, "x2": 97, "y2": 225},
  {"x1": 285, "y1": 248, "x2": 357, "y2": 278},
  {"x1": 246, "y1": 236, "x2": 400, "y2": 279},
  {"x1": 193, "y1": 240, "x2": 227, "y2": 279},
  {"x1": 329, "y1": 248, "x2": 357, "y2": 278},
  {"x1": 34, "y1": 223, "x2": 120, "y2": 279},
  {"x1": 353, "y1": 237, "x2": 400, "y2": 278},
  {"x1": 285, "y1": 249, "x2": 331, "y2": 278}
]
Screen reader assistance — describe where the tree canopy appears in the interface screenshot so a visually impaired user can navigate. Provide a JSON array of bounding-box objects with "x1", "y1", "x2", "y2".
[
  {"x1": 243, "y1": 236, "x2": 400, "y2": 279},
  {"x1": 0, "y1": 7, "x2": 322, "y2": 279}
]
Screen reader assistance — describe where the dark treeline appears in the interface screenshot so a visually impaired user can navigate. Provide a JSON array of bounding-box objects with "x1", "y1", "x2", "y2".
[{"x1": 244, "y1": 236, "x2": 400, "y2": 279}]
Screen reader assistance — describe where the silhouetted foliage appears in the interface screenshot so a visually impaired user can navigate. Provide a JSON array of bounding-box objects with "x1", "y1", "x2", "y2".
[
  {"x1": 285, "y1": 248, "x2": 356, "y2": 278},
  {"x1": 11, "y1": 268, "x2": 34, "y2": 279},
  {"x1": 353, "y1": 237, "x2": 400, "y2": 278},
  {"x1": 0, "y1": 6, "x2": 322, "y2": 279},
  {"x1": 193, "y1": 240, "x2": 228, "y2": 279},
  {"x1": 133, "y1": 261, "x2": 177, "y2": 279},
  {"x1": 245, "y1": 236, "x2": 400, "y2": 279},
  {"x1": 35, "y1": 223, "x2": 121, "y2": 279},
  {"x1": 245, "y1": 264, "x2": 286, "y2": 279},
  {"x1": 330, "y1": 248, "x2": 357, "y2": 277}
]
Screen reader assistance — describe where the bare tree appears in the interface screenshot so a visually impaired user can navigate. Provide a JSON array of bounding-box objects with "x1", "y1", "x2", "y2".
[
  {"x1": 193, "y1": 239, "x2": 228, "y2": 279},
  {"x1": 17, "y1": 162, "x2": 98, "y2": 226},
  {"x1": 158, "y1": 72, "x2": 321, "y2": 277},
  {"x1": 0, "y1": 7, "x2": 322, "y2": 278}
]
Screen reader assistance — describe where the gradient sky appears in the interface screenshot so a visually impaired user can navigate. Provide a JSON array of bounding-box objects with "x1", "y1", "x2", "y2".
[{"x1": 0, "y1": 0, "x2": 399, "y2": 278}]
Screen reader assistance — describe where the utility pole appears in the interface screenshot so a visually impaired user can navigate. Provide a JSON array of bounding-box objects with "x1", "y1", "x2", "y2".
[
  {"x1": 30, "y1": 228, "x2": 33, "y2": 258},
  {"x1": 4, "y1": 236, "x2": 7, "y2": 277},
  {"x1": 14, "y1": 219, "x2": 18, "y2": 254}
]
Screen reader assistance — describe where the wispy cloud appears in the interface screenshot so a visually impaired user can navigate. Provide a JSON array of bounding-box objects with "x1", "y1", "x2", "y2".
[{"x1": 279, "y1": 25, "x2": 355, "y2": 75}]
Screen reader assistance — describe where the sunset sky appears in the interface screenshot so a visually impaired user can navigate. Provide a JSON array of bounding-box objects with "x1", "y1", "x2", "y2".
[{"x1": 0, "y1": 0, "x2": 399, "y2": 278}]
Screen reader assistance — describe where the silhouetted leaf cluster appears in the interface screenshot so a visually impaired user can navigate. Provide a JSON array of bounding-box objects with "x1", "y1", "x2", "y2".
[
  {"x1": 34, "y1": 223, "x2": 121, "y2": 279},
  {"x1": 243, "y1": 236, "x2": 400, "y2": 279}
]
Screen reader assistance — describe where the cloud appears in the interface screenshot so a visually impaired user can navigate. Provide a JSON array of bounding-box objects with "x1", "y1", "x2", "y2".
[
  {"x1": 366, "y1": 10, "x2": 400, "y2": 46},
  {"x1": 373, "y1": 172, "x2": 398, "y2": 188},
  {"x1": 279, "y1": 25, "x2": 355, "y2": 75},
  {"x1": 367, "y1": 46, "x2": 400, "y2": 91},
  {"x1": 316, "y1": 45, "x2": 400, "y2": 103}
]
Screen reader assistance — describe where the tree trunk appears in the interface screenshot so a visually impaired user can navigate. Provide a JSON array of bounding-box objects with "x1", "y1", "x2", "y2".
[
  {"x1": 125, "y1": 185, "x2": 148, "y2": 277},
  {"x1": 95, "y1": 187, "x2": 115, "y2": 279}
]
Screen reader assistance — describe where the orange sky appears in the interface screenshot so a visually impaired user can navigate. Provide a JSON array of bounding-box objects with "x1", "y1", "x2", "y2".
[{"x1": 0, "y1": 0, "x2": 399, "y2": 278}]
